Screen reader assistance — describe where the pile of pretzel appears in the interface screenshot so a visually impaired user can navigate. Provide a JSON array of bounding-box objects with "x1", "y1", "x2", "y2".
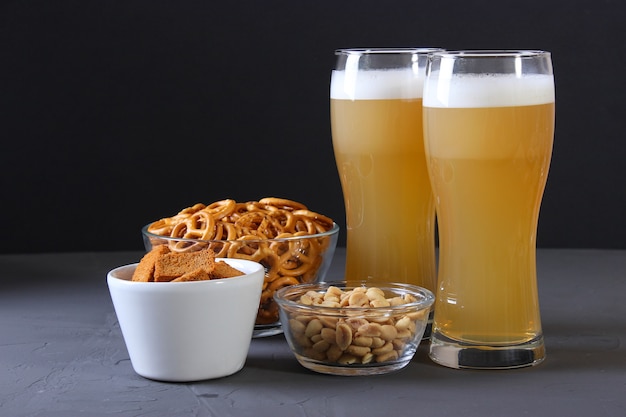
[{"x1": 146, "y1": 197, "x2": 335, "y2": 324}]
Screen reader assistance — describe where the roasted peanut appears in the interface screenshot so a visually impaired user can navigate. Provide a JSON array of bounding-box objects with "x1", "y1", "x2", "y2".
[
  {"x1": 348, "y1": 291, "x2": 370, "y2": 307},
  {"x1": 312, "y1": 340, "x2": 331, "y2": 353},
  {"x1": 320, "y1": 327, "x2": 336, "y2": 344},
  {"x1": 319, "y1": 316, "x2": 339, "y2": 328},
  {"x1": 395, "y1": 316, "x2": 412, "y2": 331},
  {"x1": 300, "y1": 294, "x2": 315, "y2": 305},
  {"x1": 396, "y1": 329, "x2": 413, "y2": 340},
  {"x1": 388, "y1": 296, "x2": 405, "y2": 306},
  {"x1": 370, "y1": 337, "x2": 386, "y2": 349},
  {"x1": 366, "y1": 287, "x2": 385, "y2": 301},
  {"x1": 294, "y1": 333, "x2": 312, "y2": 348},
  {"x1": 362, "y1": 352, "x2": 375, "y2": 364},
  {"x1": 376, "y1": 350, "x2": 399, "y2": 363},
  {"x1": 403, "y1": 293, "x2": 417, "y2": 303},
  {"x1": 372, "y1": 341, "x2": 394, "y2": 355},
  {"x1": 346, "y1": 317, "x2": 369, "y2": 331},
  {"x1": 336, "y1": 322, "x2": 353, "y2": 350},
  {"x1": 326, "y1": 286, "x2": 343, "y2": 298},
  {"x1": 346, "y1": 344, "x2": 371, "y2": 357},
  {"x1": 326, "y1": 344, "x2": 343, "y2": 361},
  {"x1": 305, "y1": 290, "x2": 322, "y2": 300},
  {"x1": 305, "y1": 319, "x2": 323, "y2": 338},
  {"x1": 310, "y1": 333, "x2": 323, "y2": 343},
  {"x1": 380, "y1": 324, "x2": 398, "y2": 341},
  {"x1": 371, "y1": 298, "x2": 391, "y2": 308},
  {"x1": 357, "y1": 322, "x2": 382, "y2": 338},
  {"x1": 353, "y1": 336, "x2": 373, "y2": 347},
  {"x1": 392, "y1": 338, "x2": 406, "y2": 351},
  {"x1": 289, "y1": 318, "x2": 306, "y2": 335},
  {"x1": 338, "y1": 354, "x2": 358, "y2": 365}
]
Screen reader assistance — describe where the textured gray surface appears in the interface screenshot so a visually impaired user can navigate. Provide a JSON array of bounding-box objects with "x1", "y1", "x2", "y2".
[{"x1": 1, "y1": 248, "x2": 625, "y2": 417}]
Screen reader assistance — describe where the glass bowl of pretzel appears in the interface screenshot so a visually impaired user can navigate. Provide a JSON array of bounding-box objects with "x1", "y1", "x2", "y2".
[{"x1": 141, "y1": 197, "x2": 340, "y2": 338}]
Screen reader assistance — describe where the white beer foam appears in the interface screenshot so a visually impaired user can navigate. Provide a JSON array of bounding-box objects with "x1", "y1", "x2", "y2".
[
  {"x1": 331, "y1": 69, "x2": 424, "y2": 100},
  {"x1": 423, "y1": 73, "x2": 554, "y2": 108}
]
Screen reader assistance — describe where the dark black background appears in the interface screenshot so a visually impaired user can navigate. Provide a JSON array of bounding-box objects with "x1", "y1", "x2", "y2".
[{"x1": 2, "y1": 0, "x2": 625, "y2": 253}]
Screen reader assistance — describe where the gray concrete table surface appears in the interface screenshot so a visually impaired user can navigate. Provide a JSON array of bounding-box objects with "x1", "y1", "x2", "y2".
[{"x1": 1, "y1": 248, "x2": 624, "y2": 417}]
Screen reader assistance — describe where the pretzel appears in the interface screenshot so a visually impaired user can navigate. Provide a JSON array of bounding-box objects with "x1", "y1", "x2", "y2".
[
  {"x1": 205, "y1": 199, "x2": 236, "y2": 220},
  {"x1": 146, "y1": 197, "x2": 335, "y2": 325},
  {"x1": 259, "y1": 197, "x2": 307, "y2": 211}
]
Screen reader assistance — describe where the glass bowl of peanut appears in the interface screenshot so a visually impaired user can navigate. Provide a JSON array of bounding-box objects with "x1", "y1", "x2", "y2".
[{"x1": 274, "y1": 281, "x2": 435, "y2": 376}]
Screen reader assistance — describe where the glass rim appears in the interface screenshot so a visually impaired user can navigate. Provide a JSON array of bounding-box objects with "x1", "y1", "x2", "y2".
[
  {"x1": 141, "y1": 222, "x2": 340, "y2": 244},
  {"x1": 274, "y1": 281, "x2": 435, "y2": 313},
  {"x1": 335, "y1": 47, "x2": 444, "y2": 56},
  {"x1": 430, "y1": 49, "x2": 551, "y2": 58}
]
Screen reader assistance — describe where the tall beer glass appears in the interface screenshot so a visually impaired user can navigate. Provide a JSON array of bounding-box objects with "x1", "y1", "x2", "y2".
[
  {"x1": 423, "y1": 50, "x2": 555, "y2": 369},
  {"x1": 331, "y1": 48, "x2": 440, "y2": 296}
]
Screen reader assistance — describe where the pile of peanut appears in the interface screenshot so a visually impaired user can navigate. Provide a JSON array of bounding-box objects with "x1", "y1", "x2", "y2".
[{"x1": 286, "y1": 286, "x2": 427, "y2": 366}]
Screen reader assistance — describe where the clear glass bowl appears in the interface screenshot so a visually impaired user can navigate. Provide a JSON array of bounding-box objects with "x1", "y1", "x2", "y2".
[
  {"x1": 142, "y1": 223, "x2": 339, "y2": 337},
  {"x1": 275, "y1": 281, "x2": 435, "y2": 375}
]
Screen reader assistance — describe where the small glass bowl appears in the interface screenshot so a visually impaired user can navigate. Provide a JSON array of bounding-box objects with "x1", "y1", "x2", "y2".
[
  {"x1": 275, "y1": 281, "x2": 435, "y2": 376},
  {"x1": 142, "y1": 223, "x2": 339, "y2": 338}
]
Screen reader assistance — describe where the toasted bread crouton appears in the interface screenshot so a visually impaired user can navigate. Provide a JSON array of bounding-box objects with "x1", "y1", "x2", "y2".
[
  {"x1": 210, "y1": 260, "x2": 244, "y2": 279},
  {"x1": 132, "y1": 245, "x2": 170, "y2": 282},
  {"x1": 171, "y1": 268, "x2": 211, "y2": 282},
  {"x1": 154, "y1": 248, "x2": 216, "y2": 282}
]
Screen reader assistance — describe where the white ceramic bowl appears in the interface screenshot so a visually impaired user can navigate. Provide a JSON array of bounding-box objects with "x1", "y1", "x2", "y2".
[{"x1": 107, "y1": 258, "x2": 264, "y2": 382}]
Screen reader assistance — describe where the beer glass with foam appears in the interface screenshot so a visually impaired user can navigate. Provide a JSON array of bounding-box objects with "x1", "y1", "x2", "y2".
[
  {"x1": 330, "y1": 49, "x2": 442, "y2": 306},
  {"x1": 423, "y1": 50, "x2": 555, "y2": 369}
]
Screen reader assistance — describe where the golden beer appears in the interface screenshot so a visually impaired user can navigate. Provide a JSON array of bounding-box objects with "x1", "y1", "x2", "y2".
[
  {"x1": 424, "y1": 65, "x2": 555, "y2": 368},
  {"x1": 425, "y1": 103, "x2": 554, "y2": 343},
  {"x1": 331, "y1": 68, "x2": 436, "y2": 292}
]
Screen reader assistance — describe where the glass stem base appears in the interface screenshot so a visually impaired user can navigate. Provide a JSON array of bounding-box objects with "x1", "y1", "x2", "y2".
[{"x1": 429, "y1": 331, "x2": 546, "y2": 369}]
